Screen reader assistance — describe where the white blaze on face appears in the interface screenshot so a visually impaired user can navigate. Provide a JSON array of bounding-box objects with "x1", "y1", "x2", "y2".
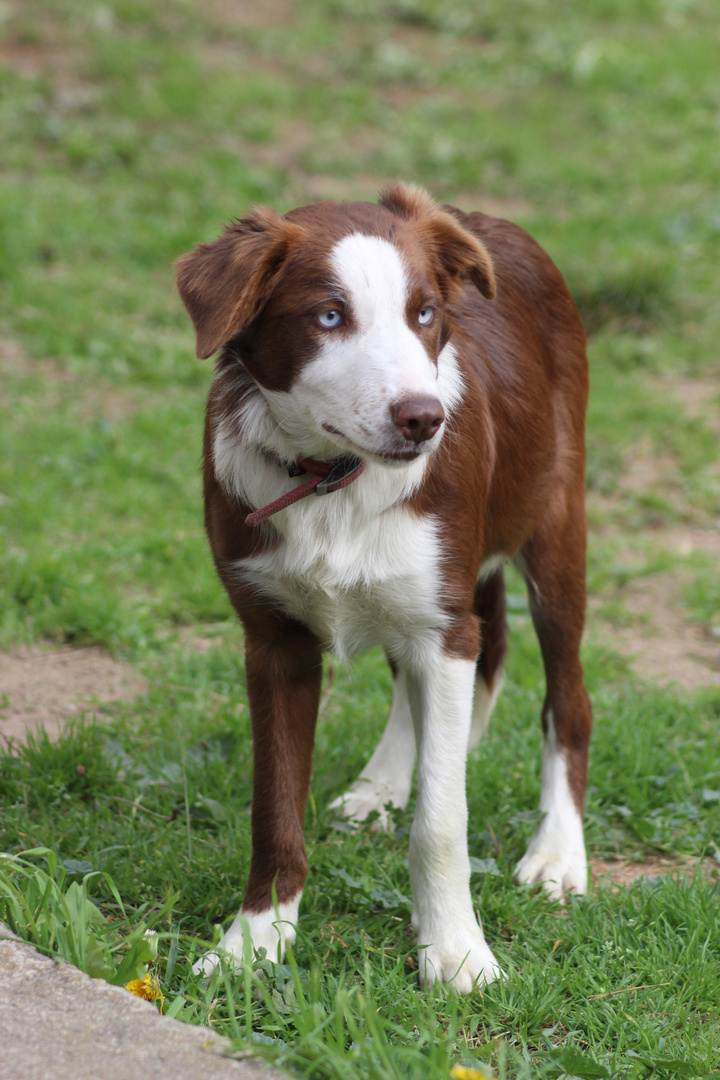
[{"x1": 262, "y1": 233, "x2": 450, "y2": 460}]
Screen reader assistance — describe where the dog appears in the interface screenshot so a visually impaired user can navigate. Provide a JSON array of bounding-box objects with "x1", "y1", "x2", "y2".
[{"x1": 176, "y1": 183, "x2": 592, "y2": 991}]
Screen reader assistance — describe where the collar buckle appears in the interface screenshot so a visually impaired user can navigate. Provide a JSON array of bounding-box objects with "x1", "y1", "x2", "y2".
[{"x1": 315, "y1": 454, "x2": 365, "y2": 495}]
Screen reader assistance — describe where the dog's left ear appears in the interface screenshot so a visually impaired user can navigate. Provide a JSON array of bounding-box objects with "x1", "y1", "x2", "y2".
[
  {"x1": 379, "y1": 182, "x2": 496, "y2": 300},
  {"x1": 176, "y1": 208, "x2": 304, "y2": 359}
]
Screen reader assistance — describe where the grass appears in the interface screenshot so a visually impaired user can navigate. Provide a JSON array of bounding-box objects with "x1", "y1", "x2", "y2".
[
  {"x1": 0, "y1": 847, "x2": 167, "y2": 986},
  {"x1": 2, "y1": 646, "x2": 720, "y2": 1077},
  {"x1": 1, "y1": 0, "x2": 720, "y2": 1077}
]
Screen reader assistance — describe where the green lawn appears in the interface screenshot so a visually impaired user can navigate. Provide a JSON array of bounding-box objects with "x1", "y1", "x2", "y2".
[{"x1": 1, "y1": 1, "x2": 719, "y2": 1077}]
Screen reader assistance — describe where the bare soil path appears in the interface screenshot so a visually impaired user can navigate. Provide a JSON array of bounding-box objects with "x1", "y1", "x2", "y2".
[{"x1": 0, "y1": 645, "x2": 146, "y2": 746}]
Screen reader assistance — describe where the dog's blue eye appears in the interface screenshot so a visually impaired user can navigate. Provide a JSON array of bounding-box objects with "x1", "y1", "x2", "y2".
[
  {"x1": 318, "y1": 310, "x2": 343, "y2": 328},
  {"x1": 418, "y1": 307, "x2": 434, "y2": 325}
]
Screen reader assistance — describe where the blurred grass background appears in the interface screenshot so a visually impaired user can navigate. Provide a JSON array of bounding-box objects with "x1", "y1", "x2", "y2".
[
  {"x1": 1, "y1": 0, "x2": 719, "y2": 652},
  {"x1": 1, "y1": 2, "x2": 720, "y2": 1078}
]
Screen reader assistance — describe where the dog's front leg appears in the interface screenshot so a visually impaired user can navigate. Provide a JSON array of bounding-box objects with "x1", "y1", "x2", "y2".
[
  {"x1": 194, "y1": 619, "x2": 322, "y2": 975},
  {"x1": 406, "y1": 644, "x2": 503, "y2": 991}
]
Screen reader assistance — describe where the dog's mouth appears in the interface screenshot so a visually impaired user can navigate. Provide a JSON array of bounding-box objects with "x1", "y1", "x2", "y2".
[
  {"x1": 379, "y1": 448, "x2": 423, "y2": 462},
  {"x1": 321, "y1": 423, "x2": 351, "y2": 442},
  {"x1": 321, "y1": 423, "x2": 424, "y2": 465}
]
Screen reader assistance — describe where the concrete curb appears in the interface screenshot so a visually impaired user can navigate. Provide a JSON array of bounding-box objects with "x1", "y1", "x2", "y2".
[{"x1": 0, "y1": 924, "x2": 289, "y2": 1080}]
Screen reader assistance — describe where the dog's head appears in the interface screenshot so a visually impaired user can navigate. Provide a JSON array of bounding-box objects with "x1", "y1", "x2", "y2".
[{"x1": 177, "y1": 183, "x2": 495, "y2": 464}]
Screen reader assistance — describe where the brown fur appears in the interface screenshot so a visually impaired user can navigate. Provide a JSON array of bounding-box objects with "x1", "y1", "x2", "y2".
[{"x1": 176, "y1": 208, "x2": 305, "y2": 360}]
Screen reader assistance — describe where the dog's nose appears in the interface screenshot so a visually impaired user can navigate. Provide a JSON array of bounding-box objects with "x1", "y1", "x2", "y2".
[{"x1": 390, "y1": 397, "x2": 446, "y2": 444}]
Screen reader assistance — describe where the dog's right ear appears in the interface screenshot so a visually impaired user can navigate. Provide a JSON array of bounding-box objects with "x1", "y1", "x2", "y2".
[
  {"x1": 379, "y1": 182, "x2": 496, "y2": 301},
  {"x1": 176, "y1": 208, "x2": 303, "y2": 359}
]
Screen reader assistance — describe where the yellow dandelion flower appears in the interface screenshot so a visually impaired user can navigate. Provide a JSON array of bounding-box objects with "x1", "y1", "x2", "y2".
[
  {"x1": 451, "y1": 1065, "x2": 495, "y2": 1080},
  {"x1": 125, "y1": 972, "x2": 165, "y2": 1012}
]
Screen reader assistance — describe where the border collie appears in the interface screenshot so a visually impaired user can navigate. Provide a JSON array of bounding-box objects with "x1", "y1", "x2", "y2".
[{"x1": 176, "y1": 183, "x2": 591, "y2": 991}]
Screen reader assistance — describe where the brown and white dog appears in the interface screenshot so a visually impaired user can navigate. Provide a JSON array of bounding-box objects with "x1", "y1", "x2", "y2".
[{"x1": 176, "y1": 183, "x2": 592, "y2": 991}]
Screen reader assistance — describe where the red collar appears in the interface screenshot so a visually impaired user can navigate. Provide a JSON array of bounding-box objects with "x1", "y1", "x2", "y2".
[{"x1": 245, "y1": 454, "x2": 366, "y2": 528}]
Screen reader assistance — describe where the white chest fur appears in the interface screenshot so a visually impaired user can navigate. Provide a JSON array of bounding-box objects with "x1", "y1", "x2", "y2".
[
  {"x1": 232, "y1": 479, "x2": 446, "y2": 662},
  {"x1": 212, "y1": 333, "x2": 465, "y2": 662}
]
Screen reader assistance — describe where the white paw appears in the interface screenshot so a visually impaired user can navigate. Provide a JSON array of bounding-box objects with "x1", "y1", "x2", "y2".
[
  {"x1": 328, "y1": 782, "x2": 399, "y2": 831},
  {"x1": 515, "y1": 826, "x2": 588, "y2": 900},
  {"x1": 192, "y1": 898, "x2": 300, "y2": 977},
  {"x1": 193, "y1": 947, "x2": 232, "y2": 979},
  {"x1": 516, "y1": 715, "x2": 589, "y2": 900},
  {"x1": 416, "y1": 926, "x2": 504, "y2": 992}
]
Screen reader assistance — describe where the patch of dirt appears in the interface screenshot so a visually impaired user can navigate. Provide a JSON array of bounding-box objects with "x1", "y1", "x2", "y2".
[
  {"x1": 1, "y1": 340, "x2": 139, "y2": 423},
  {"x1": 0, "y1": 36, "x2": 78, "y2": 82},
  {"x1": 204, "y1": 0, "x2": 295, "y2": 30},
  {"x1": 655, "y1": 374, "x2": 720, "y2": 434},
  {"x1": 590, "y1": 517, "x2": 720, "y2": 691},
  {"x1": 593, "y1": 567, "x2": 720, "y2": 690},
  {"x1": 199, "y1": 1, "x2": 533, "y2": 221},
  {"x1": 589, "y1": 373, "x2": 720, "y2": 690},
  {"x1": 0, "y1": 338, "x2": 40, "y2": 380},
  {"x1": 297, "y1": 173, "x2": 399, "y2": 203},
  {"x1": 590, "y1": 855, "x2": 718, "y2": 889},
  {"x1": 0, "y1": 339, "x2": 77, "y2": 385},
  {"x1": 77, "y1": 385, "x2": 138, "y2": 424},
  {"x1": 652, "y1": 523, "x2": 720, "y2": 558},
  {"x1": 175, "y1": 623, "x2": 237, "y2": 655},
  {"x1": 0, "y1": 646, "x2": 147, "y2": 746},
  {"x1": 453, "y1": 190, "x2": 533, "y2": 221},
  {"x1": 620, "y1": 437, "x2": 684, "y2": 498},
  {"x1": 0, "y1": 4, "x2": 86, "y2": 96}
]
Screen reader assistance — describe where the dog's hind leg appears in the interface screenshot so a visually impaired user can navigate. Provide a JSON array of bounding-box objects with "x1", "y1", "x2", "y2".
[
  {"x1": 328, "y1": 665, "x2": 416, "y2": 829},
  {"x1": 513, "y1": 487, "x2": 592, "y2": 900},
  {"x1": 469, "y1": 569, "x2": 507, "y2": 749}
]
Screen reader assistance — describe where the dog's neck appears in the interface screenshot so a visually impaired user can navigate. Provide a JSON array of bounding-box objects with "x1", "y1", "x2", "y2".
[{"x1": 212, "y1": 376, "x2": 428, "y2": 524}]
